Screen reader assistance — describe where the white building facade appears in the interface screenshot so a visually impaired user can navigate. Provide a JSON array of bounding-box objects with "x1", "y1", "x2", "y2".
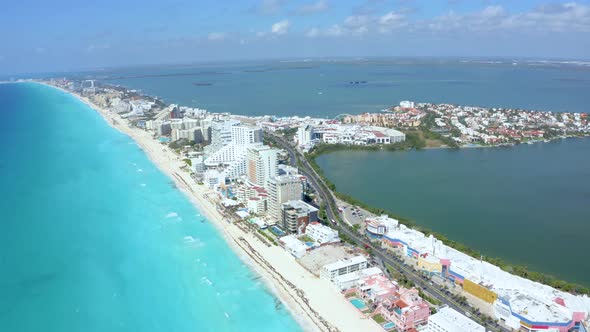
[{"x1": 320, "y1": 256, "x2": 368, "y2": 282}]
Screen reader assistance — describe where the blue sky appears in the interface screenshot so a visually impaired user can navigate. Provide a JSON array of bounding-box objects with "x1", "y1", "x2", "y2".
[{"x1": 1, "y1": 0, "x2": 590, "y2": 74}]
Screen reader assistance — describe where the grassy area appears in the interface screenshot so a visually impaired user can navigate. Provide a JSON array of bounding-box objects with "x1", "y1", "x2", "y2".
[
  {"x1": 305, "y1": 147, "x2": 590, "y2": 295},
  {"x1": 372, "y1": 314, "x2": 386, "y2": 324},
  {"x1": 405, "y1": 129, "x2": 445, "y2": 148},
  {"x1": 257, "y1": 230, "x2": 278, "y2": 246},
  {"x1": 299, "y1": 235, "x2": 314, "y2": 243}
]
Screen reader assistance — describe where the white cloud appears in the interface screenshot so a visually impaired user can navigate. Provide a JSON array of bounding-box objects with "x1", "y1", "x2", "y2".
[
  {"x1": 427, "y1": 3, "x2": 590, "y2": 33},
  {"x1": 293, "y1": 0, "x2": 329, "y2": 16},
  {"x1": 481, "y1": 5, "x2": 505, "y2": 18},
  {"x1": 343, "y1": 15, "x2": 370, "y2": 35},
  {"x1": 516, "y1": 2, "x2": 590, "y2": 32},
  {"x1": 208, "y1": 32, "x2": 226, "y2": 41},
  {"x1": 271, "y1": 19, "x2": 290, "y2": 35},
  {"x1": 304, "y1": 24, "x2": 345, "y2": 38},
  {"x1": 325, "y1": 24, "x2": 344, "y2": 37},
  {"x1": 299, "y1": 2, "x2": 590, "y2": 41},
  {"x1": 378, "y1": 11, "x2": 407, "y2": 33},
  {"x1": 254, "y1": 0, "x2": 285, "y2": 16},
  {"x1": 341, "y1": 12, "x2": 407, "y2": 35},
  {"x1": 86, "y1": 43, "x2": 111, "y2": 53},
  {"x1": 344, "y1": 15, "x2": 370, "y2": 29},
  {"x1": 306, "y1": 27, "x2": 321, "y2": 38}
]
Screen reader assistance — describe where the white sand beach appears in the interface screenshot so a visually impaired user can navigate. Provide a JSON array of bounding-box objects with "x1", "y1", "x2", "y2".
[{"x1": 42, "y1": 82, "x2": 382, "y2": 332}]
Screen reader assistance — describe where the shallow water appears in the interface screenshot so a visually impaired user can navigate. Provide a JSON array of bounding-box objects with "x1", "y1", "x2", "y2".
[{"x1": 0, "y1": 83, "x2": 302, "y2": 332}]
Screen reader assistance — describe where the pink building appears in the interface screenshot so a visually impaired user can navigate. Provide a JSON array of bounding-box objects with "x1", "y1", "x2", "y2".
[
  {"x1": 348, "y1": 271, "x2": 431, "y2": 331},
  {"x1": 356, "y1": 273, "x2": 399, "y2": 306},
  {"x1": 378, "y1": 288, "x2": 430, "y2": 331}
]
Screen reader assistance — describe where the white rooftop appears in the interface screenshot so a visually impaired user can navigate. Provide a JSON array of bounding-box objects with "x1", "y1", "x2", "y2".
[
  {"x1": 383, "y1": 221, "x2": 590, "y2": 322},
  {"x1": 361, "y1": 266, "x2": 384, "y2": 277},
  {"x1": 323, "y1": 255, "x2": 367, "y2": 271},
  {"x1": 334, "y1": 271, "x2": 362, "y2": 284},
  {"x1": 427, "y1": 307, "x2": 485, "y2": 332}
]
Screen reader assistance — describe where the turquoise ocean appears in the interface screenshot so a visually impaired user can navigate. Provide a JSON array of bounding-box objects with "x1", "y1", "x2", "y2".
[{"x1": 0, "y1": 83, "x2": 302, "y2": 331}]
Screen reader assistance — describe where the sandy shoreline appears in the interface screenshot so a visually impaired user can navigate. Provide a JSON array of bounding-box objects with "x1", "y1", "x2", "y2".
[{"x1": 37, "y1": 82, "x2": 381, "y2": 332}]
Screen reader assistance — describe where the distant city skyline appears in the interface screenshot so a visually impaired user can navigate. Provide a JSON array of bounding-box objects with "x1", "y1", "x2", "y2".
[{"x1": 1, "y1": 0, "x2": 590, "y2": 75}]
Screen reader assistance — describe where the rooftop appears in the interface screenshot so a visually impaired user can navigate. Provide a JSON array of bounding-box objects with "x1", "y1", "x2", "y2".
[
  {"x1": 298, "y1": 245, "x2": 356, "y2": 275},
  {"x1": 323, "y1": 255, "x2": 367, "y2": 271},
  {"x1": 428, "y1": 307, "x2": 485, "y2": 332}
]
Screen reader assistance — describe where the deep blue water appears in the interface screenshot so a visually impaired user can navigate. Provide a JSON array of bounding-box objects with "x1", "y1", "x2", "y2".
[
  {"x1": 0, "y1": 83, "x2": 302, "y2": 331},
  {"x1": 80, "y1": 60, "x2": 590, "y2": 117},
  {"x1": 317, "y1": 139, "x2": 590, "y2": 286}
]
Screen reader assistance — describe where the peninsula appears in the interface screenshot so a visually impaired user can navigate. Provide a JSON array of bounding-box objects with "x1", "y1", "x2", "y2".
[{"x1": 34, "y1": 77, "x2": 590, "y2": 332}]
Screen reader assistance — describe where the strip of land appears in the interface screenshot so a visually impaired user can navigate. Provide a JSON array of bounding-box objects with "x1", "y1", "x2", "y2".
[{"x1": 39, "y1": 82, "x2": 382, "y2": 332}]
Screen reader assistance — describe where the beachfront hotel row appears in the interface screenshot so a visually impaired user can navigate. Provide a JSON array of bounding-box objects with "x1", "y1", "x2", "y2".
[{"x1": 50, "y1": 78, "x2": 590, "y2": 332}]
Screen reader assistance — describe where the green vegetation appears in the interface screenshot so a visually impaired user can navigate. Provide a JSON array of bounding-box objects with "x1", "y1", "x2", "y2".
[
  {"x1": 420, "y1": 114, "x2": 460, "y2": 148},
  {"x1": 278, "y1": 127, "x2": 298, "y2": 140},
  {"x1": 257, "y1": 230, "x2": 278, "y2": 246},
  {"x1": 183, "y1": 158, "x2": 192, "y2": 167},
  {"x1": 339, "y1": 231, "x2": 357, "y2": 245},
  {"x1": 299, "y1": 235, "x2": 314, "y2": 243},
  {"x1": 319, "y1": 202, "x2": 328, "y2": 221},
  {"x1": 385, "y1": 263, "x2": 415, "y2": 288},
  {"x1": 168, "y1": 138, "x2": 196, "y2": 150},
  {"x1": 372, "y1": 314, "x2": 386, "y2": 324},
  {"x1": 345, "y1": 291, "x2": 358, "y2": 298},
  {"x1": 307, "y1": 146, "x2": 590, "y2": 295},
  {"x1": 263, "y1": 135, "x2": 277, "y2": 147},
  {"x1": 419, "y1": 289, "x2": 442, "y2": 306}
]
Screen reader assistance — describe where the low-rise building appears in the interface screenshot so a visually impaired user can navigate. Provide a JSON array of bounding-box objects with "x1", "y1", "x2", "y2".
[
  {"x1": 385, "y1": 288, "x2": 430, "y2": 331},
  {"x1": 320, "y1": 256, "x2": 368, "y2": 282},
  {"x1": 305, "y1": 222, "x2": 339, "y2": 244},
  {"x1": 365, "y1": 215, "x2": 399, "y2": 237},
  {"x1": 279, "y1": 235, "x2": 309, "y2": 258},
  {"x1": 426, "y1": 307, "x2": 485, "y2": 332},
  {"x1": 333, "y1": 266, "x2": 383, "y2": 291}
]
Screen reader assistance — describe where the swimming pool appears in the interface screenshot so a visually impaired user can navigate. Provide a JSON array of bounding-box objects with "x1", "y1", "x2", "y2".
[
  {"x1": 270, "y1": 226, "x2": 286, "y2": 237},
  {"x1": 349, "y1": 298, "x2": 367, "y2": 310},
  {"x1": 382, "y1": 322, "x2": 395, "y2": 330}
]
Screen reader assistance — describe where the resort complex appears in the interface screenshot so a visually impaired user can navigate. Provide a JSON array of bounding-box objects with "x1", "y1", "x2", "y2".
[
  {"x1": 367, "y1": 214, "x2": 590, "y2": 332},
  {"x1": 41, "y1": 77, "x2": 590, "y2": 332}
]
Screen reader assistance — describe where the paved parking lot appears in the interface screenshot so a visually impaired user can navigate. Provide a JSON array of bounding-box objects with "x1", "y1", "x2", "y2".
[{"x1": 337, "y1": 200, "x2": 374, "y2": 226}]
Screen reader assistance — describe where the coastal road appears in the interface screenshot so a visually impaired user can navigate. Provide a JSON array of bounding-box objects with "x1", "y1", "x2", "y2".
[{"x1": 267, "y1": 131, "x2": 508, "y2": 332}]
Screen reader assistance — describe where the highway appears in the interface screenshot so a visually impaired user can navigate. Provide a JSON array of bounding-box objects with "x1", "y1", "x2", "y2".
[{"x1": 267, "y1": 131, "x2": 509, "y2": 332}]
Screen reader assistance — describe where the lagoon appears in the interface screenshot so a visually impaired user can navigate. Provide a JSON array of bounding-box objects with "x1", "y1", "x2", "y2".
[{"x1": 316, "y1": 139, "x2": 590, "y2": 286}]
